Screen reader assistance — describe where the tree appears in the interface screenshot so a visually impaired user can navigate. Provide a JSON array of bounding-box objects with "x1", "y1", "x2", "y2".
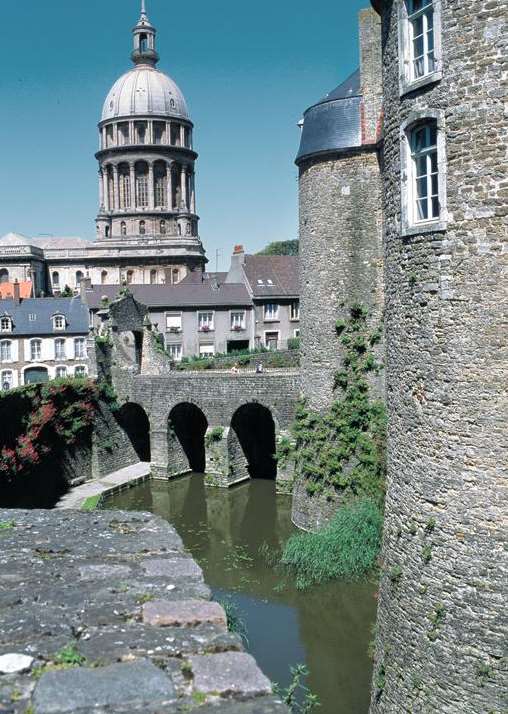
[{"x1": 257, "y1": 240, "x2": 299, "y2": 256}]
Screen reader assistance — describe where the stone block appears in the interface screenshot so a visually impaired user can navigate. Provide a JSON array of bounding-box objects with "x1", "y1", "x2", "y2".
[
  {"x1": 142, "y1": 599, "x2": 227, "y2": 629},
  {"x1": 142, "y1": 557, "x2": 203, "y2": 580},
  {"x1": 0, "y1": 653, "x2": 33, "y2": 674},
  {"x1": 190, "y1": 652, "x2": 272, "y2": 698}
]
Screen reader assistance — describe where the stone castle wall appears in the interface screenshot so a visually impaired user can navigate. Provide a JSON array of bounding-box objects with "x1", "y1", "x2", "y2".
[
  {"x1": 370, "y1": 1, "x2": 507, "y2": 712},
  {"x1": 298, "y1": 149, "x2": 384, "y2": 412}
]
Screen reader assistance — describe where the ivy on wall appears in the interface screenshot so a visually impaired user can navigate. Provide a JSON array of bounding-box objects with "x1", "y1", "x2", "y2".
[
  {"x1": 280, "y1": 304, "x2": 386, "y2": 501},
  {"x1": 0, "y1": 379, "x2": 118, "y2": 482}
]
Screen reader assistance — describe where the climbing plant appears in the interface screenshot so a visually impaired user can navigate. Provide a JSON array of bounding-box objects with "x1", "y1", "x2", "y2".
[{"x1": 279, "y1": 303, "x2": 386, "y2": 501}]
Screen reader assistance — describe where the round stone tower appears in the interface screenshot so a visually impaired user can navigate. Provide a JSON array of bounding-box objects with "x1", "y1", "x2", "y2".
[
  {"x1": 95, "y1": 1, "x2": 205, "y2": 279},
  {"x1": 369, "y1": 1, "x2": 507, "y2": 712},
  {"x1": 296, "y1": 9, "x2": 384, "y2": 414}
]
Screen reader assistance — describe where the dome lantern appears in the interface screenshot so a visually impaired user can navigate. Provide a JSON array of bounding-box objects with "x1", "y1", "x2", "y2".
[{"x1": 131, "y1": 0, "x2": 159, "y2": 67}]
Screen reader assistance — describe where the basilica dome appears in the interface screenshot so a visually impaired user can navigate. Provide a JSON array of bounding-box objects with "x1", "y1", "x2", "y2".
[{"x1": 101, "y1": 66, "x2": 189, "y2": 122}]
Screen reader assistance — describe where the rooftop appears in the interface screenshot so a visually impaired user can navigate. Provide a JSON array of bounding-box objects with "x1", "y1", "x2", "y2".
[
  {"x1": 243, "y1": 255, "x2": 300, "y2": 298},
  {"x1": 0, "y1": 297, "x2": 89, "y2": 336}
]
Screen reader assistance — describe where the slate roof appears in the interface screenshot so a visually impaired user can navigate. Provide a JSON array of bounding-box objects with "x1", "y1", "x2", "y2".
[
  {"x1": 0, "y1": 297, "x2": 89, "y2": 336},
  {"x1": 296, "y1": 68, "x2": 363, "y2": 163},
  {"x1": 243, "y1": 255, "x2": 300, "y2": 298},
  {"x1": 84, "y1": 282, "x2": 251, "y2": 310}
]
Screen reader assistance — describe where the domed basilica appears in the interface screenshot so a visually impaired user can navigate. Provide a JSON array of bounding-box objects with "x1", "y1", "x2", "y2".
[{"x1": 0, "y1": 1, "x2": 206, "y2": 295}]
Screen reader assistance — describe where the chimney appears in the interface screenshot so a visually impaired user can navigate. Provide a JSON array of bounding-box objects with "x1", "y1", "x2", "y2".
[
  {"x1": 13, "y1": 280, "x2": 20, "y2": 305},
  {"x1": 80, "y1": 276, "x2": 92, "y2": 300},
  {"x1": 225, "y1": 245, "x2": 246, "y2": 284},
  {"x1": 359, "y1": 8, "x2": 383, "y2": 145}
]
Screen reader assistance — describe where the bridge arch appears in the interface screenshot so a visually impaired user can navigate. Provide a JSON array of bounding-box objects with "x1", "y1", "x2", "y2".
[
  {"x1": 230, "y1": 402, "x2": 277, "y2": 480},
  {"x1": 169, "y1": 402, "x2": 208, "y2": 474},
  {"x1": 116, "y1": 402, "x2": 151, "y2": 462}
]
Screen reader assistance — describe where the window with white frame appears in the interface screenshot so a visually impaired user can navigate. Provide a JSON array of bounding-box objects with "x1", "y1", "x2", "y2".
[
  {"x1": 0, "y1": 317, "x2": 12, "y2": 333},
  {"x1": 400, "y1": 0, "x2": 441, "y2": 92},
  {"x1": 166, "y1": 312, "x2": 182, "y2": 332},
  {"x1": 30, "y1": 339, "x2": 42, "y2": 361},
  {"x1": 55, "y1": 366, "x2": 67, "y2": 379},
  {"x1": 54, "y1": 339, "x2": 66, "y2": 360},
  {"x1": 290, "y1": 301, "x2": 300, "y2": 321},
  {"x1": 294, "y1": 328, "x2": 300, "y2": 338},
  {"x1": 230, "y1": 311, "x2": 245, "y2": 330},
  {"x1": 167, "y1": 343, "x2": 182, "y2": 361},
  {"x1": 410, "y1": 121, "x2": 439, "y2": 223},
  {"x1": 1, "y1": 370, "x2": 13, "y2": 390},
  {"x1": 198, "y1": 312, "x2": 214, "y2": 332},
  {"x1": 53, "y1": 314, "x2": 65, "y2": 331},
  {"x1": 74, "y1": 366, "x2": 86, "y2": 378},
  {"x1": 263, "y1": 303, "x2": 279, "y2": 321},
  {"x1": 0, "y1": 340, "x2": 12, "y2": 362},
  {"x1": 199, "y1": 344, "x2": 215, "y2": 358},
  {"x1": 74, "y1": 338, "x2": 86, "y2": 359},
  {"x1": 28, "y1": 313, "x2": 36, "y2": 322}
]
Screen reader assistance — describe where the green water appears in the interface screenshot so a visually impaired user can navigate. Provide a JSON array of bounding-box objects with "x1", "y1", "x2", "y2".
[{"x1": 104, "y1": 475, "x2": 377, "y2": 714}]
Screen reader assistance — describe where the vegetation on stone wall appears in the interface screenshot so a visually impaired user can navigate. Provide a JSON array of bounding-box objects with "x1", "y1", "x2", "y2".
[
  {"x1": 0, "y1": 379, "x2": 118, "y2": 483},
  {"x1": 175, "y1": 347, "x2": 299, "y2": 371}
]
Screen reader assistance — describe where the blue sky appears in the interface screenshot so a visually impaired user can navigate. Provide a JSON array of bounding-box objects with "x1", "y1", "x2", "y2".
[{"x1": 1, "y1": 0, "x2": 369, "y2": 270}]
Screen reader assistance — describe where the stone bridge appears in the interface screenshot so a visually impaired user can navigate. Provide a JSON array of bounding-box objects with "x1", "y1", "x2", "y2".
[{"x1": 112, "y1": 369, "x2": 300, "y2": 490}]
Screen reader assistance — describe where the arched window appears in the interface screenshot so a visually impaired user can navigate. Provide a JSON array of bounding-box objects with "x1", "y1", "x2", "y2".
[
  {"x1": 135, "y1": 162, "x2": 149, "y2": 207},
  {"x1": 105, "y1": 226, "x2": 110, "y2": 237},
  {"x1": 0, "y1": 317, "x2": 12, "y2": 333},
  {"x1": 101, "y1": 270, "x2": 108, "y2": 284},
  {"x1": 0, "y1": 340, "x2": 12, "y2": 362},
  {"x1": 139, "y1": 220, "x2": 146, "y2": 235},
  {"x1": 76, "y1": 271, "x2": 84, "y2": 285},
  {"x1": 160, "y1": 220, "x2": 166, "y2": 235},
  {"x1": 52, "y1": 271, "x2": 60, "y2": 288},
  {"x1": 0, "y1": 269, "x2": 9, "y2": 284},
  {"x1": 121, "y1": 221, "x2": 127, "y2": 236},
  {"x1": 139, "y1": 33, "x2": 148, "y2": 52},
  {"x1": 153, "y1": 122, "x2": 166, "y2": 144},
  {"x1": 135, "y1": 122, "x2": 147, "y2": 145},
  {"x1": 126, "y1": 270, "x2": 134, "y2": 284},
  {"x1": 154, "y1": 162, "x2": 167, "y2": 208},
  {"x1": 177, "y1": 223, "x2": 182, "y2": 236},
  {"x1": 30, "y1": 339, "x2": 42, "y2": 361},
  {"x1": 150, "y1": 269, "x2": 157, "y2": 285},
  {"x1": 119, "y1": 165, "x2": 131, "y2": 208},
  {"x1": 172, "y1": 269, "x2": 180, "y2": 285}
]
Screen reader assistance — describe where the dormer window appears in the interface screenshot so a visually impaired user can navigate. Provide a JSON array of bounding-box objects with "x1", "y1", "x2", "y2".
[
  {"x1": 0, "y1": 317, "x2": 12, "y2": 333},
  {"x1": 53, "y1": 315, "x2": 66, "y2": 331}
]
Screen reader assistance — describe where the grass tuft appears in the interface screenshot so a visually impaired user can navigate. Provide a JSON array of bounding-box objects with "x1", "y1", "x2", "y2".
[{"x1": 280, "y1": 498, "x2": 383, "y2": 590}]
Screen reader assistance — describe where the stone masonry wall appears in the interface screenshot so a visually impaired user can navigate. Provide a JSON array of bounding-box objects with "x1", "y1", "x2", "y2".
[
  {"x1": 298, "y1": 149, "x2": 384, "y2": 412},
  {"x1": 370, "y1": 1, "x2": 507, "y2": 712}
]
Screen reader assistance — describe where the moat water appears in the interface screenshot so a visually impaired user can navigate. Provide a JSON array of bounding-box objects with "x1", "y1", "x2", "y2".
[{"x1": 104, "y1": 476, "x2": 376, "y2": 714}]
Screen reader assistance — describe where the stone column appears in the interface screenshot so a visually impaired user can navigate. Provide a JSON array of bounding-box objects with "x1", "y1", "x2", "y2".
[
  {"x1": 190, "y1": 172, "x2": 196, "y2": 213},
  {"x1": 129, "y1": 163, "x2": 136, "y2": 208},
  {"x1": 165, "y1": 121, "x2": 170, "y2": 144},
  {"x1": 148, "y1": 121, "x2": 154, "y2": 144},
  {"x1": 150, "y1": 427, "x2": 169, "y2": 480},
  {"x1": 148, "y1": 162, "x2": 155, "y2": 210},
  {"x1": 167, "y1": 162, "x2": 173, "y2": 210},
  {"x1": 180, "y1": 124, "x2": 185, "y2": 147},
  {"x1": 103, "y1": 167, "x2": 110, "y2": 212},
  {"x1": 129, "y1": 121, "x2": 134, "y2": 144},
  {"x1": 112, "y1": 165, "x2": 119, "y2": 210},
  {"x1": 98, "y1": 170, "x2": 104, "y2": 209},
  {"x1": 180, "y1": 166, "x2": 187, "y2": 210}
]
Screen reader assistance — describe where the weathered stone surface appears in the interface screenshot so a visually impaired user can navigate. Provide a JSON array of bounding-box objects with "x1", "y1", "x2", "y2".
[
  {"x1": 0, "y1": 509, "x2": 288, "y2": 713},
  {"x1": 190, "y1": 652, "x2": 272, "y2": 698},
  {"x1": 0, "y1": 653, "x2": 33, "y2": 674},
  {"x1": 143, "y1": 599, "x2": 227, "y2": 629},
  {"x1": 32, "y1": 659, "x2": 175, "y2": 713}
]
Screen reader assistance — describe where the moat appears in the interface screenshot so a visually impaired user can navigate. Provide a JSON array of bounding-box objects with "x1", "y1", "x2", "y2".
[{"x1": 104, "y1": 475, "x2": 377, "y2": 714}]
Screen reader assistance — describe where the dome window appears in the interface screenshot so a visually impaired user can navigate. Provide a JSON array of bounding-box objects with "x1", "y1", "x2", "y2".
[{"x1": 139, "y1": 34, "x2": 148, "y2": 52}]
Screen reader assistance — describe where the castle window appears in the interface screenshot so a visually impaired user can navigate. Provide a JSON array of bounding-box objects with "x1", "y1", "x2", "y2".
[
  {"x1": 54, "y1": 338, "x2": 66, "y2": 360},
  {"x1": 74, "y1": 338, "x2": 86, "y2": 359},
  {"x1": 121, "y1": 221, "x2": 127, "y2": 236},
  {"x1": 0, "y1": 317, "x2": 12, "y2": 333},
  {"x1": 401, "y1": 113, "x2": 447, "y2": 235},
  {"x1": 1, "y1": 370, "x2": 13, "y2": 391},
  {"x1": 0, "y1": 340, "x2": 12, "y2": 362},
  {"x1": 139, "y1": 220, "x2": 146, "y2": 235},
  {"x1": 53, "y1": 315, "x2": 65, "y2": 331},
  {"x1": 400, "y1": 0, "x2": 442, "y2": 94},
  {"x1": 30, "y1": 339, "x2": 42, "y2": 361}
]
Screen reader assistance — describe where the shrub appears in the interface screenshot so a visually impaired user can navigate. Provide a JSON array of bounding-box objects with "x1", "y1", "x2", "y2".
[
  {"x1": 280, "y1": 498, "x2": 383, "y2": 589},
  {"x1": 287, "y1": 337, "x2": 300, "y2": 351},
  {"x1": 205, "y1": 426, "x2": 224, "y2": 446}
]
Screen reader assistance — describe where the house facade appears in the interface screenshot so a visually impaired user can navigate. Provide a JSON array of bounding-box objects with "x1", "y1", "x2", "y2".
[{"x1": 0, "y1": 287, "x2": 90, "y2": 390}]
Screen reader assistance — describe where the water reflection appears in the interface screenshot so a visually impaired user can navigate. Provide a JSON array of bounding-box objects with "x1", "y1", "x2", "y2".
[{"x1": 105, "y1": 475, "x2": 376, "y2": 714}]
